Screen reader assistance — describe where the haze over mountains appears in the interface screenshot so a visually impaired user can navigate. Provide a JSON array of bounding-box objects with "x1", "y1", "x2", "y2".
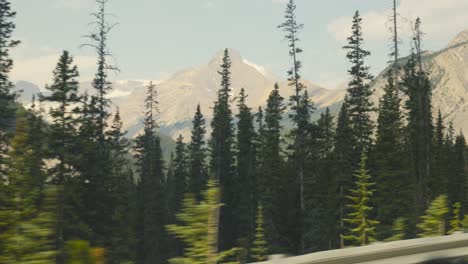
[{"x1": 14, "y1": 28, "x2": 468, "y2": 140}]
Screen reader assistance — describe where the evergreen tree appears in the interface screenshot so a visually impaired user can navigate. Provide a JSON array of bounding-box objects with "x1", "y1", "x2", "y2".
[
  {"x1": 431, "y1": 110, "x2": 447, "y2": 198},
  {"x1": 2, "y1": 112, "x2": 56, "y2": 263},
  {"x1": 278, "y1": 1, "x2": 316, "y2": 252},
  {"x1": 317, "y1": 108, "x2": 335, "y2": 159},
  {"x1": 167, "y1": 135, "x2": 188, "y2": 219},
  {"x1": 166, "y1": 180, "x2": 238, "y2": 264},
  {"x1": 40, "y1": 50, "x2": 81, "y2": 259},
  {"x1": 249, "y1": 205, "x2": 267, "y2": 263},
  {"x1": 0, "y1": 0, "x2": 20, "y2": 204},
  {"x1": 83, "y1": 0, "x2": 118, "y2": 147},
  {"x1": 448, "y1": 132, "x2": 466, "y2": 207},
  {"x1": 134, "y1": 82, "x2": 167, "y2": 264},
  {"x1": 449, "y1": 202, "x2": 463, "y2": 234},
  {"x1": 0, "y1": 0, "x2": 19, "y2": 123},
  {"x1": 188, "y1": 104, "x2": 207, "y2": 201},
  {"x1": 333, "y1": 101, "x2": 354, "y2": 248},
  {"x1": 385, "y1": 218, "x2": 407, "y2": 242},
  {"x1": 260, "y1": 84, "x2": 289, "y2": 253},
  {"x1": 210, "y1": 49, "x2": 236, "y2": 251},
  {"x1": 342, "y1": 153, "x2": 379, "y2": 246},
  {"x1": 235, "y1": 88, "x2": 256, "y2": 254},
  {"x1": 106, "y1": 110, "x2": 136, "y2": 263},
  {"x1": 402, "y1": 18, "x2": 433, "y2": 214},
  {"x1": 343, "y1": 11, "x2": 375, "y2": 155},
  {"x1": 374, "y1": 70, "x2": 412, "y2": 239},
  {"x1": 418, "y1": 195, "x2": 449, "y2": 237}
]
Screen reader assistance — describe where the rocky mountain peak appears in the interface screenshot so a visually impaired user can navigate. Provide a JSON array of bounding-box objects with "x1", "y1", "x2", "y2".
[{"x1": 448, "y1": 28, "x2": 468, "y2": 48}]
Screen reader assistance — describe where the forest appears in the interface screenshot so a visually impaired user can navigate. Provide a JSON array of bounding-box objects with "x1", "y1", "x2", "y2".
[{"x1": 0, "y1": 0, "x2": 467, "y2": 263}]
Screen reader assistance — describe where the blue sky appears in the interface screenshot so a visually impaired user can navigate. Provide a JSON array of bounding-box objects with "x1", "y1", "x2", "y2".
[{"x1": 10, "y1": 0, "x2": 468, "y2": 89}]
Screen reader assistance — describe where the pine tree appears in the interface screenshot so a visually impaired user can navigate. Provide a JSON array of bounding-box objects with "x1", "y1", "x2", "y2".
[
  {"x1": 343, "y1": 11, "x2": 375, "y2": 155},
  {"x1": 134, "y1": 82, "x2": 167, "y2": 264},
  {"x1": 210, "y1": 49, "x2": 236, "y2": 251},
  {"x1": 188, "y1": 104, "x2": 207, "y2": 201},
  {"x1": 374, "y1": 69, "x2": 412, "y2": 239},
  {"x1": 342, "y1": 153, "x2": 379, "y2": 247},
  {"x1": 402, "y1": 18, "x2": 433, "y2": 214},
  {"x1": 418, "y1": 195, "x2": 449, "y2": 237},
  {"x1": 40, "y1": 50, "x2": 81, "y2": 259},
  {"x1": 234, "y1": 88, "x2": 256, "y2": 255},
  {"x1": 333, "y1": 101, "x2": 354, "y2": 248},
  {"x1": 166, "y1": 180, "x2": 239, "y2": 264},
  {"x1": 249, "y1": 205, "x2": 268, "y2": 263}
]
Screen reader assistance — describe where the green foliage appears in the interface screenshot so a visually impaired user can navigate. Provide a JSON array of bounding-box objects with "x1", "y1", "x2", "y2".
[
  {"x1": 343, "y1": 153, "x2": 379, "y2": 246},
  {"x1": 385, "y1": 218, "x2": 407, "y2": 242},
  {"x1": 418, "y1": 195, "x2": 449, "y2": 237},
  {"x1": 250, "y1": 205, "x2": 268, "y2": 262},
  {"x1": 166, "y1": 180, "x2": 239, "y2": 264},
  {"x1": 449, "y1": 202, "x2": 463, "y2": 234}
]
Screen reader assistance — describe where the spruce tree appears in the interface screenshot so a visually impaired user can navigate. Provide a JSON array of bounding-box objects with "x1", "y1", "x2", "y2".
[
  {"x1": 166, "y1": 180, "x2": 239, "y2": 264},
  {"x1": 342, "y1": 153, "x2": 379, "y2": 247},
  {"x1": 402, "y1": 18, "x2": 433, "y2": 214},
  {"x1": 134, "y1": 82, "x2": 167, "y2": 264},
  {"x1": 40, "y1": 50, "x2": 81, "y2": 259},
  {"x1": 250, "y1": 205, "x2": 268, "y2": 262},
  {"x1": 210, "y1": 49, "x2": 236, "y2": 251},
  {"x1": 431, "y1": 110, "x2": 447, "y2": 198},
  {"x1": 260, "y1": 84, "x2": 289, "y2": 253},
  {"x1": 449, "y1": 132, "x2": 466, "y2": 208},
  {"x1": 417, "y1": 195, "x2": 449, "y2": 237},
  {"x1": 343, "y1": 11, "x2": 375, "y2": 156},
  {"x1": 188, "y1": 104, "x2": 207, "y2": 201},
  {"x1": 167, "y1": 135, "x2": 188, "y2": 219},
  {"x1": 278, "y1": 1, "x2": 315, "y2": 252},
  {"x1": 106, "y1": 110, "x2": 137, "y2": 263},
  {"x1": 374, "y1": 69, "x2": 412, "y2": 239},
  {"x1": 333, "y1": 100, "x2": 354, "y2": 248},
  {"x1": 0, "y1": 0, "x2": 19, "y2": 123},
  {"x1": 235, "y1": 88, "x2": 256, "y2": 253},
  {"x1": 2, "y1": 112, "x2": 56, "y2": 263},
  {"x1": 0, "y1": 0, "x2": 20, "y2": 197},
  {"x1": 83, "y1": 0, "x2": 118, "y2": 147}
]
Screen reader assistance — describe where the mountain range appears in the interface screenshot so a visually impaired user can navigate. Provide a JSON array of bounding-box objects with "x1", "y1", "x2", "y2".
[{"x1": 14, "y1": 28, "x2": 468, "y2": 140}]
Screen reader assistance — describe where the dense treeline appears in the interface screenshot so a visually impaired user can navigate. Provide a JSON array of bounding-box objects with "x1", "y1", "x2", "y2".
[{"x1": 1, "y1": 0, "x2": 468, "y2": 263}]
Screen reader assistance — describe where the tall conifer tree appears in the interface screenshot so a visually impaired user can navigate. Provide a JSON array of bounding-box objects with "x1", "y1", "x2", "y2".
[
  {"x1": 343, "y1": 11, "x2": 375, "y2": 156},
  {"x1": 210, "y1": 49, "x2": 236, "y2": 251},
  {"x1": 188, "y1": 104, "x2": 207, "y2": 201},
  {"x1": 134, "y1": 82, "x2": 167, "y2": 264}
]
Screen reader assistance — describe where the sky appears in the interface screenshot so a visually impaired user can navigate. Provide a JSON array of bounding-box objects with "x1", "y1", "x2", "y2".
[{"x1": 10, "y1": 0, "x2": 468, "y2": 90}]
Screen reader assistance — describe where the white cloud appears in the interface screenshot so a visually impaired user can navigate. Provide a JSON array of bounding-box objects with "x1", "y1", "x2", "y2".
[
  {"x1": 327, "y1": 0, "x2": 468, "y2": 46},
  {"x1": 272, "y1": 0, "x2": 288, "y2": 3}
]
